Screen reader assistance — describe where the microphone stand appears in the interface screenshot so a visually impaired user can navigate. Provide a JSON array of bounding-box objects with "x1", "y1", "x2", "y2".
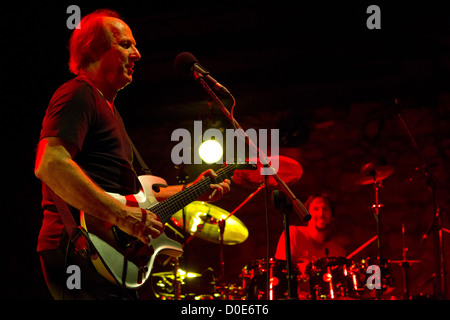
[
  {"x1": 193, "y1": 71, "x2": 311, "y2": 223},
  {"x1": 272, "y1": 189, "x2": 297, "y2": 299},
  {"x1": 394, "y1": 99, "x2": 447, "y2": 299},
  {"x1": 193, "y1": 71, "x2": 311, "y2": 299}
]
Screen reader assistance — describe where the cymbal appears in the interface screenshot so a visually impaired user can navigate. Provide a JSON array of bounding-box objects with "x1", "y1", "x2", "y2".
[
  {"x1": 171, "y1": 201, "x2": 248, "y2": 245},
  {"x1": 152, "y1": 269, "x2": 201, "y2": 280},
  {"x1": 354, "y1": 162, "x2": 394, "y2": 185},
  {"x1": 232, "y1": 155, "x2": 303, "y2": 188}
]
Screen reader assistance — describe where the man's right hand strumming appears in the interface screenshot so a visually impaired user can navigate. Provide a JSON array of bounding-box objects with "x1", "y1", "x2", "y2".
[{"x1": 116, "y1": 206, "x2": 165, "y2": 244}]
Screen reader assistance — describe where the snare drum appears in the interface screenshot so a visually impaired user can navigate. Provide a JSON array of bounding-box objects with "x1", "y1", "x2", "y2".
[
  {"x1": 306, "y1": 257, "x2": 355, "y2": 300},
  {"x1": 241, "y1": 258, "x2": 298, "y2": 300}
]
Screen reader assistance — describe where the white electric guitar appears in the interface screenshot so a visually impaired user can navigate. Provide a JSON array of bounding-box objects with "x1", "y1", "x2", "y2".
[{"x1": 80, "y1": 164, "x2": 254, "y2": 289}]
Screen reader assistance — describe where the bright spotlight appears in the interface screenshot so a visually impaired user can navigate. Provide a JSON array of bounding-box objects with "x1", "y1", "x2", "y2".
[{"x1": 199, "y1": 139, "x2": 223, "y2": 164}]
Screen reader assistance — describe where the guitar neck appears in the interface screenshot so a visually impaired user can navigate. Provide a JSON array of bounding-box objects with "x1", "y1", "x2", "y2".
[{"x1": 150, "y1": 164, "x2": 236, "y2": 224}]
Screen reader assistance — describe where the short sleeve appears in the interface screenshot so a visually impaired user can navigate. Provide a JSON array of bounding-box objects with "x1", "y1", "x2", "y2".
[
  {"x1": 275, "y1": 226, "x2": 301, "y2": 262},
  {"x1": 40, "y1": 79, "x2": 96, "y2": 152}
]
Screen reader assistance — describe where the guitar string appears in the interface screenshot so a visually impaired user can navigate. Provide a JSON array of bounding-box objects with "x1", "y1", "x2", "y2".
[
  {"x1": 152, "y1": 165, "x2": 234, "y2": 223},
  {"x1": 150, "y1": 165, "x2": 236, "y2": 223}
]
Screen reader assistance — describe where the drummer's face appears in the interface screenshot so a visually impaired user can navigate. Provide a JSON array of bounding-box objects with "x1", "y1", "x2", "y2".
[{"x1": 309, "y1": 197, "x2": 332, "y2": 230}]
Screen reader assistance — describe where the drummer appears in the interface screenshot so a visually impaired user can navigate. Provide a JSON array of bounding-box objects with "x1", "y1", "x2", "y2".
[{"x1": 275, "y1": 193, "x2": 348, "y2": 272}]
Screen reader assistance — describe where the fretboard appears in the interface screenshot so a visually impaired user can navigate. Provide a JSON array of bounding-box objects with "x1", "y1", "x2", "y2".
[{"x1": 149, "y1": 164, "x2": 237, "y2": 224}]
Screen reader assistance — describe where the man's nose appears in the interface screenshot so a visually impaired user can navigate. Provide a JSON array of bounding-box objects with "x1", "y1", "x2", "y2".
[{"x1": 131, "y1": 45, "x2": 141, "y2": 61}]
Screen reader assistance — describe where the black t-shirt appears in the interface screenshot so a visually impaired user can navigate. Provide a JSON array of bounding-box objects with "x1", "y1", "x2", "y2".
[{"x1": 37, "y1": 75, "x2": 141, "y2": 252}]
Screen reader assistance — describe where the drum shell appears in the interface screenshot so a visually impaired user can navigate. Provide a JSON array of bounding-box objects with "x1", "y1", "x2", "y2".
[
  {"x1": 241, "y1": 259, "x2": 299, "y2": 300},
  {"x1": 306, "y1": 257, "x2": 355, "y2": 300},
  {"x1": 349, "y1": 257, "x2": 394, "y2": 299}
]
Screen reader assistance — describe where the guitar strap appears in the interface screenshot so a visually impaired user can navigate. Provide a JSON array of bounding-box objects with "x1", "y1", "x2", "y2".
[
  {"x1": 48, "y1": 187, "x2": 91, "y2": 259},
  {"x1": 129, "y1": 138, "x2": 152, "y2": 175},
  {"x1": 48, "y1": 187, "x2": 78, "y2": 239},
  {"x1": 113, "y1": 105, "x2": 151, "y2": 176}
]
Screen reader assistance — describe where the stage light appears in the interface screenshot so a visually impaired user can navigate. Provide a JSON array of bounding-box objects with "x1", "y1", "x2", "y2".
[{"x1": 199, "y1": 139, "x2": 223, "y2": 164}]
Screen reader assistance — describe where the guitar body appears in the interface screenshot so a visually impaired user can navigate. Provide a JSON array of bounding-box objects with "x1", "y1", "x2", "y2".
[
  {"x1": 79, "y1": 164, "x2": 252, "y2": 289},
  {"x1": 81, "y1": 175, "x2": 183, "y2": 289}
]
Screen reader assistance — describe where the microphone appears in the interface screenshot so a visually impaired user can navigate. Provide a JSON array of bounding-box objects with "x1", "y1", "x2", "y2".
[{"x1": 174, "y1": 52, "x2": 230, "y2": 95}]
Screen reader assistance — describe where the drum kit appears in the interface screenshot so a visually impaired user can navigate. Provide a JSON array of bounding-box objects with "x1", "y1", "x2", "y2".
[{"x1": 148, "y1": 156, "x2": 441, "y2": 300}]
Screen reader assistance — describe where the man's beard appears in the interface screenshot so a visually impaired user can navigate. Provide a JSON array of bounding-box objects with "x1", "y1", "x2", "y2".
[{"x1": 315, "y1": 221, "x2": 330, "y2": 232}]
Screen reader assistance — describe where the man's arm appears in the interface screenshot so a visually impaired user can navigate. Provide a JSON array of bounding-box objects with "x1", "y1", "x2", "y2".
[{"x1": 35, "y1": 137, "x2": 163, "y2": 244}]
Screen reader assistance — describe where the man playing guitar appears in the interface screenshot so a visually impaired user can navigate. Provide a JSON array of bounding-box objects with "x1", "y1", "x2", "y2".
[{"x1": 34, "y1": 9, "x2": 230, "y2": 299}]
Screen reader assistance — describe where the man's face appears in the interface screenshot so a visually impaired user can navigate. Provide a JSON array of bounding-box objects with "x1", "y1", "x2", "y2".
[
  {"x1": 98, "y1": 18, "x2": 141, "y2": 91},
  {"x1": 309, "y1": 197, "x2": 332, "y2": 231}
]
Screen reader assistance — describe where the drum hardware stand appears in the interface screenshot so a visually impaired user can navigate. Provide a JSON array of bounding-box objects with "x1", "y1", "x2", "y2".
[
  {"x1": 422, "y1": 206, "x2": 448, "y2": 299},
  {"x1": 272, "y1": 190, "x2": 297, "y2": 299},
  {"x1": 160, "y1": 225, "x2": 186, "y2": 300},
  {"x1": 346, "y1": 235, "x2": 378, "y2": 260},
  {"x1": 370, "y1": 177, "x2": 385, "y2": 300},
  {"x1": 161, "y1": 222, "x2": 203, "y2": 297},
  {"x1": 175, "y1": 165, "x2": 190, "y2": 300},
  {"x1": 173, "y1": 257, "x2": 181, "y2": 300},
  {"x1": 263, "y1": 174, "x2": 271, "y2": 300},
  {"x1": 394, "y1": 99, "x2": 448, "y2": 299},
  {"x1": 399, "y1": 223, "x2": 412, "y2": 300},
  {"x1": 219, "y1": 218, "x2": 226, "y2": 283},
  {"x1": 226, "y1": 184, "x2": 266, "y2": 219},
  {"x1": 219, "y1": 184, "x2": 266, "y2": 289},
  {"x1": 389, "y1": 225, "x2": 424, "y2": 300}
]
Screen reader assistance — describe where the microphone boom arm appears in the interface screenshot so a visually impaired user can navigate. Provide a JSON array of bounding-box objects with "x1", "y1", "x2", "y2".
[{"x1": 193, "y1": 71, "x2": 311, "y2": 223}]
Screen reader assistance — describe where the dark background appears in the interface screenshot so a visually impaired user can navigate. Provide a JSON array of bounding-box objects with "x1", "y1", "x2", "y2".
[{"x1": 3, "y1": 0, "x2": 450, "y2": 299}]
